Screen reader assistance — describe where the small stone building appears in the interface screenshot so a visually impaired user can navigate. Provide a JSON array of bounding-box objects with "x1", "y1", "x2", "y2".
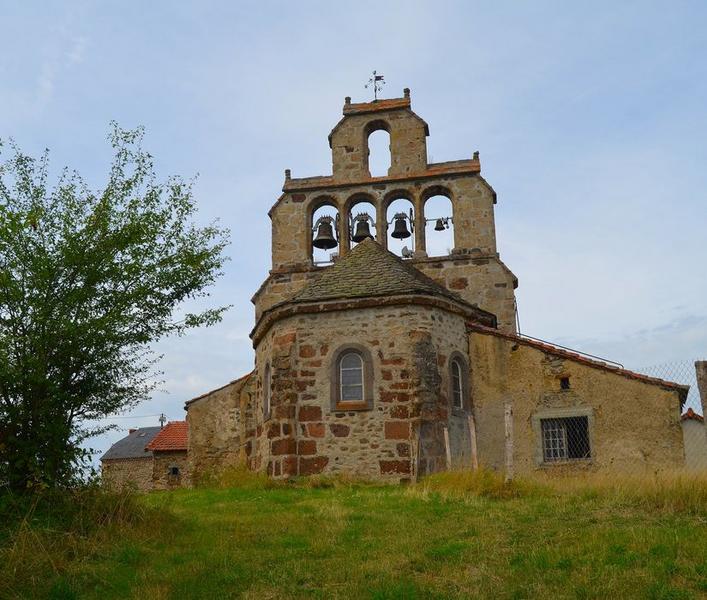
[
  {"x1": 184, "y1": 90, "x2": 690, "y2": 483},
  {"x1": 101, "y1": 421, "x2": 189, "y2": 490}
]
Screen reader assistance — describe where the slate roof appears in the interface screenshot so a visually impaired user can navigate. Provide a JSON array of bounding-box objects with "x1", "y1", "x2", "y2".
[
  {"x1": 145, "y1": 421, "x2": 188, "y2": 452},
  {"x1": 100, "y1": 427, "x2": 161, "y2": 461},
  {"x1": 292, "y1": 238, "x2": 478, "y2": 309}
]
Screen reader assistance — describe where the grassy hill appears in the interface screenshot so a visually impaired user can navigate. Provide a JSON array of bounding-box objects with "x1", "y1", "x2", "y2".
[{"x1": 2, "y1": 471, "x2": 707, "y2": 599}]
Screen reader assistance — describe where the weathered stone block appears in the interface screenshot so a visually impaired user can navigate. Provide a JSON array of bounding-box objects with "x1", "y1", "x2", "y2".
[
  {"x1": 380, "y1": 460, "x2": 411, "y2": 474},
  {"x1": 385, "y1": 421, "x2": 410, "y2": 439},
  {"x1": 271, "y1": 438, "x2": 297, "y2": 455},
  {"x1": 298, "y1": 440, "x2": 317, "y2": 455},
  {"x1": 299, "y1": 456, "x2": 329, "y2": 475},
  {"x1": 330, "y1": 423, "x2": 351, "y2": 437},
  {"x1": 298, "y1": 405, "x2": 322, "y2": 422}
]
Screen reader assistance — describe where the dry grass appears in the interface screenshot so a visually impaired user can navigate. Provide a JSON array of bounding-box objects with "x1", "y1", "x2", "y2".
[
  {"x1": 2, "y1": 471, "x2": 706, "y2": 598},
  {"x1": 0, "y1": 486, "x2": 171, "y2": 599},
  {"x1": 411, "y1": 468, "x2": 707, "y2": 515}
]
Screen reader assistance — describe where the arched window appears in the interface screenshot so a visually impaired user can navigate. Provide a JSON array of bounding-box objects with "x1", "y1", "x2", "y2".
[
  {"x1": 347, "y1": 198, "x2": 377, "y2": 250},
  {"x1": 386, "y1": 197, "x2": 415, "y2": 258},
  {"x1": 424, "y1": 193, "x2": 454, "y2": 257},
  {"x1": 366, "y1": 122, "x2": 391, "y2": 177},
  {"x1": 263, "y1": 363, "x2": 271, "y2": 418},
  {"x1": 311, "y1": 203, "x2": 339, "y2": 266},
  {"x1": 449, "y1": 353, "x2": 469, "y2": 412},
  {"x1": 331, "y1": 345, "x2": 374, "y2": 411},
  {"x1": 340, "y1": 352, "x2": 364, "y2": 402},
  {"x1": 451, "y1": 359, "x2": 463, "y2": 410}
]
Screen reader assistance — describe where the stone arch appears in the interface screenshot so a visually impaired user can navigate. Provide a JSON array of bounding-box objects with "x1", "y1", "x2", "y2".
[
  {"x1": 422, "y1": 186, "x2": 455, "y2": 257},
  {"x1": 346, "y1": 192, "x2": 379, "y2": 250},
  {"x1": 386, "y1": 194, "x2": 415, "y2": 258},
  {"x1": 363, "y1": 119, "x2": 391, "y2": 177},
  {"x1": 310, "y1": 196, "x2": 341, "y2": 266}
]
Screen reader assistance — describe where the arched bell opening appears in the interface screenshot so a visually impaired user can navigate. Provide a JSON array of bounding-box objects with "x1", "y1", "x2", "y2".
[
  {"x1": 364, "y1": 120, "x2": 391, "y2": 178},
  {"x1": 311, "y1": 203, "x2": 340, "y2": 266},
  {"x1": 386, "y1": 197, "x2": 415, "y2": 258},
  {"x1": 347, "y1": 200, "x2": 377, "y2": 250},
  {"x1": 424, "y1": 194, "x2": 455, "y2": 257}
]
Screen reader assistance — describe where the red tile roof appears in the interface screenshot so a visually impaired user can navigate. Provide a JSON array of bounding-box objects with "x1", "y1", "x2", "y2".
[
  {"x1": 682, "y1": 407, "x2": 704, "y2": 422},
  {"x1": 343, "y1": 97, "x2": 411, "y2": 115},
  {"x1": 467, "y1": 323, "x2": 690, "y2": 401},
  {"x1": 145, "y1": 421, "x2": 188, "y2": 452}
]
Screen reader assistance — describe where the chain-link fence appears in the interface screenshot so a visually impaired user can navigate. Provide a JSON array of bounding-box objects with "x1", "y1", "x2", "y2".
[{"x1": 638, "y1": 360, "x2": 706, "y2": 473}]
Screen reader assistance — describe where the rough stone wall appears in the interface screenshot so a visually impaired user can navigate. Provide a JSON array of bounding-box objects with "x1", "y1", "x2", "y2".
[
  {"x1": 186, "y1": 375, "x2": 254, "y2": 484},
  {"x1": 152, "y1": 450, "x2": 189, "y2": 490},
  {"x1": 101, "y1": 457, "x2": 153, "y2": 492},
  {"x1": 251, "y1": 305, "x2": 473, "y2": 481},
  {"x1": 469, "y1": 331, "x2": 685, "y2": 475},
  {"x1": 330, "y1": 103, "x2": 428, "y2": 181},
  {"x1": 682, "y1": 420, "x2": 707, "y2": 471},
  {"x1": 414, "y1": 256, "x2": 516, "y2": 332}
]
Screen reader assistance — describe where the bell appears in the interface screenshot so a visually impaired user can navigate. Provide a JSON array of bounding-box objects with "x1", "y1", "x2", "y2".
[
  {"x1": 391, "y1": 215, "x2": 411, "y2": 239},
  {"x1": 352, "y1": 218, "x2": 373, "y2": 243},
  {"x1": 434, "y1": 218, "x2": 446, "y2": 231},
  {"x1": 312, "y1": 219, "x2": 338, "y2": 250}
]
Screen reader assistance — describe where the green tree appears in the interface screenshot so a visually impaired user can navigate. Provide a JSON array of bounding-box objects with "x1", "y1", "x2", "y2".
[{"x1": 0, "y1": 125, "x2": 229, "y2": 491}]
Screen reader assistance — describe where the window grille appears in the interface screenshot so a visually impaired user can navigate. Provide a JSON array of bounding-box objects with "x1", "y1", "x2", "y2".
[
  {"x1": 340, "y1": 352, "x2": 364, "y2": 402},
  {"x1": 541, "y1": 416, "x2": 590, "y2": 462}
]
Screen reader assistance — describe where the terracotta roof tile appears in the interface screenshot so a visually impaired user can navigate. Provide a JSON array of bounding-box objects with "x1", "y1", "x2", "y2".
[
  {"x1": 145, "y1": 421, "x2": 188, "y2": 452},
  {"x1": 681, "y1": 407, "x2": 704, "y2": 422}
]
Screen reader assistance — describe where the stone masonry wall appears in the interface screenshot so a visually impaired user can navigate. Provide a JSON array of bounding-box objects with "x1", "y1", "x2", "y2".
[
  {"x1": 251, "y1": 305, "x2": 474, "y2": 481},
  {"x1": 469, "y1": 331, "x2": 685, "y2": 475},
  {"x1": 101, "y1": 457, "x2": 153, "y2": 492},
  {"x1": 152, "y1": 450, "x2": 189, "y2": 490},
  {"x1": 186, "y1": 375, "x2": 254, "y2": 484}
]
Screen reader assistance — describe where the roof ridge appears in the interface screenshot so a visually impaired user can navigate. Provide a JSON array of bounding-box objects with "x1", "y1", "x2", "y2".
[{"x1": 467, "y1": 323, "x2": 690, "y2": 396}]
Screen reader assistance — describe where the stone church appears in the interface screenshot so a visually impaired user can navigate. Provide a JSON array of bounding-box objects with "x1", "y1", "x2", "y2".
[{"x1": 179, "y1": 91, "x2": 689, "y2": 483}]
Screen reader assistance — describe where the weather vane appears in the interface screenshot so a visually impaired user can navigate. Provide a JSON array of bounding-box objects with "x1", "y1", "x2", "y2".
[{"x1": 365, "y1": 70, "x2": 385, "y2": 101}]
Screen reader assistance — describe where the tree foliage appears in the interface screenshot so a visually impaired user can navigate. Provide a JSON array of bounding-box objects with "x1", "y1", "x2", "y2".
[{"x1": 0, "y1": 125, "x2": 229, "y2": 490}]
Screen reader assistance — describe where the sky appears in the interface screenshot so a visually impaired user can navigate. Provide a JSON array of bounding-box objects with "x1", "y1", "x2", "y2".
[{"x1": 1, "y1": 0, "x2": 706, "y2": 459}]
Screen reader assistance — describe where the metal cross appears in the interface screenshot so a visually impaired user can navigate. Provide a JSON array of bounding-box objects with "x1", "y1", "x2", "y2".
[{"x1": 365, "y1": 70, "x2": 385, "y2": 100}]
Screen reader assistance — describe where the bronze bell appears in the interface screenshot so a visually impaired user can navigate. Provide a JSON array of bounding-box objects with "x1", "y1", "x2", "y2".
[
  {"x1": 312, "y1": 219, "x2": 338, "y2": 250},
  {"x1": 352, "y1": 217, "x2": 373, "y2": 243},
  {"x1": 434, "y1": 218, "x2": 446, "y2": 231},
  {"x1": 391, "y1": 214, "x2": 411, "y2": 239}
]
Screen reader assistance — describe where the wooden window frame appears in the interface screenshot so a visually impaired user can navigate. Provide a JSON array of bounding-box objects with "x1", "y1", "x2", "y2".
[{"x1": 330, "y1": 344, "x2": 374, "y2": 412}]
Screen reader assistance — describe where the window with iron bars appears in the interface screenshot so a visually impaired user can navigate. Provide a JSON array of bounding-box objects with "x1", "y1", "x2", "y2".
[{"x1": 541, "y1": 416, "x2": 591, "y2": 462}]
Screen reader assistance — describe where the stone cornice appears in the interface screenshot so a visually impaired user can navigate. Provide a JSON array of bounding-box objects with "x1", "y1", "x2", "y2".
[{"x1": 251, "y1": 294, "x2": 497, "y2": 347}]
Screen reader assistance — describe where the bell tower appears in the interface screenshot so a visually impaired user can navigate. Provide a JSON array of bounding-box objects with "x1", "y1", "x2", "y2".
[{"x1": 253, "y1": 90, "x2": 518, "y2": 333}]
